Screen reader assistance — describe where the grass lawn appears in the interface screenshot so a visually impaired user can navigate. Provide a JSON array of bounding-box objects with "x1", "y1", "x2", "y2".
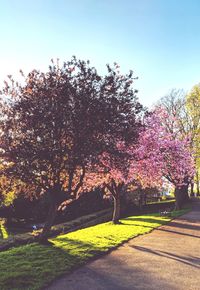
[
  {"x1": 0, "y1": 208, "x2": 189, "y2": 290},
  {"x1": 147, "y1": 199, "x2": 175, "y2": 205}
]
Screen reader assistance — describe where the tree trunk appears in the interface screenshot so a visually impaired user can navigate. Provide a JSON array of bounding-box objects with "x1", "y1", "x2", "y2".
[
  {"x1": 39, "y1": 190, "x2": 58, "y2": 243},
  {"x1": 190, "y1": 182, "x2": 194, "y2": 197},
  {"x1": 181, "y1": 183, "x2": 189, "y2": 203},
  {"x1": 139, "y1": 190, "x2": 143, "y2": 210},
  {"x1": 144, "y1": 193, "x2": 147, "y2": 205},
  {"x1": 174, "y1": 183, "x2": 189, "y2": 210},
  {"x1": 112, "y1": 191, "x2": 121, "y2": 224},
  {"x1": 174, "y1": 187, "x2": 182, "y2": 210},
  {"x1": 196, "y1": 172, "x2": 200, "y2": 196}
]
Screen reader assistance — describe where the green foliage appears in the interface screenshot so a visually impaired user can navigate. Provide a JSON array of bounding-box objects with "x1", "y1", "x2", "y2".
[
  {"x1": 0, "y1": 220, "x2": 9, "y2": 239},
  {"x1": 186, "y1": 84, "x2": 200, "y2": 168},
  {"x1": 0, "y1": 173, "x2": 21, "y2": 208},
  {"x1": 2, "y1": 191, "x2": 16, "y2": 207},
  {"x1": 0, "y1": 209, "x2": 189, "y2": 290}
]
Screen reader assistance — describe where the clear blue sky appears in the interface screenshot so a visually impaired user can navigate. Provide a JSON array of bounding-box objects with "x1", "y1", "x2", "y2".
[{"x1": 1, "y1": 0, "x2": 200, "y2": 106}]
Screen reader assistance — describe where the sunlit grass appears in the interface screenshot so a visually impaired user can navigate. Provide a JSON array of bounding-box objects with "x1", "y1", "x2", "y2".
[
  {"x1": 0, "y1": 220, "x2": 9, "y2": 239},
  {"x1": 0, "y1": 208, "x2": 189, "y2": 290},
  {"x1": 147, "y1": 199, "x2": 175, "y2": 204}
]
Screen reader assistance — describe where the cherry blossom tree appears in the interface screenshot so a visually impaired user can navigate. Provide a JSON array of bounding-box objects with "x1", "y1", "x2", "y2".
[
  {"x1": 134, "y1": 109, "x2": 195, "y2": 209},
  {"x1": 78, "y1": 108, "x2": 194, "y2": 222},
  {"x1": 157, "y1": 89, "x2": 200, "y2": 196}
]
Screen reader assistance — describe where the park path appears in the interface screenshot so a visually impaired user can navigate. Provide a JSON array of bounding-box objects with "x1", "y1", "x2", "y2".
[{"x1": 46, "y1": 201, "x2": 200, "y2": 290}]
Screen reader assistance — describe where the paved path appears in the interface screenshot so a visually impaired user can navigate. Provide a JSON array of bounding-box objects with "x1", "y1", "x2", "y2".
[{"x1": 46, "y1": 202, "x2": 200, "y2": 290}]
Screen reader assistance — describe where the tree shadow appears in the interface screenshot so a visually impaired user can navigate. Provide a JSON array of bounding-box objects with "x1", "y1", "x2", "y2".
[
  {"x1": 132, "y1": 245, "x2": 200, "y2": 269},
  {"x1": 121, "y1": 221, "x2": 200, "y2": 239},
  {"x1": 50, "y1": 235, "x2": 107, "y2": 258},
  {"x1": 158, "y1": 226, "x2": 200, "y2": 238},
  {"x1": 0, "y1": 236, "x2": 104, "y2": 290},
  {"x1": 124, "y1": 217, "x2": 169, "y2": 225},
  {"x1": 122, "y1": 211, "x2": 200, "y2": 235},
  {"x1": 45, "y1": 244, "x2": 198, "y2": 290},
  {"x1": 163, "y1": 220, "x2": 200, "y2": 231},
  {"x1": 39, "y1": 208, "x2": 200, "y2": 288}
]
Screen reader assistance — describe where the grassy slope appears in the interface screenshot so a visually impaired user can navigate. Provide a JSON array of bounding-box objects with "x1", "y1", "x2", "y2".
[{"x1": 0, "y1": 208, "x2": 189, "y2": 290}]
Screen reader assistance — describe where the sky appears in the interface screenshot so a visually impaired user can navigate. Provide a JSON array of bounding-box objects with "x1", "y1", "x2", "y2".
[{"x1": 1, "y1": 0, "x2": 200, "y2": 107}]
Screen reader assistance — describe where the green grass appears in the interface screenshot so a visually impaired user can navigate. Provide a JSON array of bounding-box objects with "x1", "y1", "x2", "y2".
[
  {"x1": 0, "y1": 208, "x2": 189, "y2": 290},
  {"x1": 146, "y1": 199, "x2": 175, "y2": 205},
  {"x1": 0, "y1": 222, "x2": 9, "y2": 239}
]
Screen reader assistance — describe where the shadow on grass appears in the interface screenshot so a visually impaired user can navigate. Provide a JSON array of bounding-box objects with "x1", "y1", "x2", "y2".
[
  {"x1": 46, "y1": 234, "x2": 200, "y2": 289},
  {"x1": 123, "y1": 217, "x2": 200, "y2": 231},
  {"x1": 1, "y1": 207, "x2": 198, "y2": 290},
  {"x1": 45, "y1": 252, "x2": 184, "y2": 290},
  {"x1": 1, "y1": 216, "x2": 169, "y2": 289},
  {"x1": 121, "y1": 220, "x2": 200, "y2": 239},
  {"x1": 0, "y1": 236, "x2": 106, "y2": 290},
  {"x1": 52, "y1": 235, "x2": 101, "y2": 252},
  {"x1": 124, "y1": 217, "x2": 169, "y2": 225}
]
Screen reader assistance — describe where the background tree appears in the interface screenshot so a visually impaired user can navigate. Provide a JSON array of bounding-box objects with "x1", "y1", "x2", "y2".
[
  {"x1": 135, "y1": 109, "x2": 194, "y2": 209},
  {"x1": 0, "y1": 57, "x2": 143, "y2": 240},
  {"x1": 186, "y1": 84, "x2": 200, "y2": 195},
  {"x1": 157, "y1": 89, "x2": 187, "y2": 136},
  {"x1": 157, "y1": 88, "x2": 200, "y2": 196}
]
